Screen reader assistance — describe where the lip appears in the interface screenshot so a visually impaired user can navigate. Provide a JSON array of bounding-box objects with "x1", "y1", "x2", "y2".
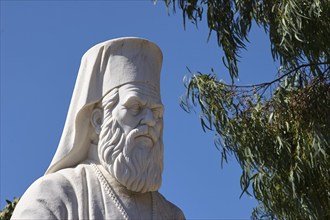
[{"x1": 135, "y1": 134, "x2": 154, "y2": 143}]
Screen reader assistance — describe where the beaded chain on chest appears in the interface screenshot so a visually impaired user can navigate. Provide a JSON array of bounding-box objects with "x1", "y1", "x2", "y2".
[{"x1": 91, "y1": 163, "x2": 156, "y2": 220}]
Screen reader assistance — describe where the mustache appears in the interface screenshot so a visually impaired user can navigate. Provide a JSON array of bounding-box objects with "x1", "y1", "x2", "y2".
[{"x1": 124, "y1": 125, "x2": 158, "y2": 156}]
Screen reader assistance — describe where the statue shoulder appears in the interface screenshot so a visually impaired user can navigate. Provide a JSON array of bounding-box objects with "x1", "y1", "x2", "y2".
[
  {"x1": 154, "y1": 192, "x2": 186, "y2": 220},
  {"x1": 11, "y1": 164, "x2": 93, "y2": 219},
  {"x1": 25, "y1": 163, "x2": 92, "y2": 196}
]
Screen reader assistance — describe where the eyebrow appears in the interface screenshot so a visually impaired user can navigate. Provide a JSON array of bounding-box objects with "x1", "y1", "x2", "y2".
[
  {"x1": 123, "y1": 95, "x2": 145, "y2": 105},
  {"x1": 123, "y1": 95, "x2": 163, "y2": 109},
  {"x1": 151, "y1": 103, "x2": 164, "y2": 109}
]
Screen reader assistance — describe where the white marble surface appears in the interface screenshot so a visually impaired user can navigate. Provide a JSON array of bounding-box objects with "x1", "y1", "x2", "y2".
[{"x1": 11, "y1": 38, "x2": 185, "y2": 220}]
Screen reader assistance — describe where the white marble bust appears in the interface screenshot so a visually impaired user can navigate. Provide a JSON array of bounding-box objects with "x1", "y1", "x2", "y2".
[{"x1": 11, "y1": 37, "x2": 185, "y2": 220}]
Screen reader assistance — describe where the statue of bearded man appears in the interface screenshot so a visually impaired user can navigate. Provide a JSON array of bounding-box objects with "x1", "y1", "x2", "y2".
[{"x1": 11, "y1": 37, "x2": 185, "y2": 220}]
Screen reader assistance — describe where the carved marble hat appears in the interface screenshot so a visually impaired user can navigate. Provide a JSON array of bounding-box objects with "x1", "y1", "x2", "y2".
[{"x1": 46, "y1": 37, "x2": 163, "y2": 174}]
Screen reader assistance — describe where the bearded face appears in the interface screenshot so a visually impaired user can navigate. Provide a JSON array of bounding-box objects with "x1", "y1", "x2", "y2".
[{"x1": 98, "y1": 83, "x2": 164, "y2": 193}]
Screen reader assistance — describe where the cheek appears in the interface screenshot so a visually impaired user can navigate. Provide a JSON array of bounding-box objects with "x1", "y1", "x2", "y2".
[
  {"x1": 113, "y1": 107, "x2": 140, "y2": 132},
  {"x1": 155, "y1": 120, "x2": 163, "y2": 133}
]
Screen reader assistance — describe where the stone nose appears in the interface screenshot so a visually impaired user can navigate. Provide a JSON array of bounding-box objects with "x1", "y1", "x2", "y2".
[{"x1": 141, "y1": 108, "x2": 156, "y2": 127}]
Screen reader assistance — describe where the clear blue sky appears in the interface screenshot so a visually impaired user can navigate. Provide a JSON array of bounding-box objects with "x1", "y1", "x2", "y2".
[{"x1": 1, "y1": 1, "x2": 278, "y2": 219}]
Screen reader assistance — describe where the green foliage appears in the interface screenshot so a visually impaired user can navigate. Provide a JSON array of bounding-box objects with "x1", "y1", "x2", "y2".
[
  {"x1": 0, "y1": 198, "x2": 19, "y2": 220},
  {"x1": 181, "y1": 66, "x2": 330, "y2": 219},
  {"x1": 164, "y1": 0, "x2": 330, "y2": 81},
  {"x1": 162, "y1": 0, "x2": 330, "y2": 219}
]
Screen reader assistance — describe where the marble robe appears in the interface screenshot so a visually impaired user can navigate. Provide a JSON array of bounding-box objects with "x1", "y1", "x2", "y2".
[{"x1": 11, "y1": 161, "x2": 185, "y2": 220}]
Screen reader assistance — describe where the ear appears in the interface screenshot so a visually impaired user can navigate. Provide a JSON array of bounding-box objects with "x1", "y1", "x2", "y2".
[{"x1": 91, "y1": 108, "x2": 103, "y2": 135}]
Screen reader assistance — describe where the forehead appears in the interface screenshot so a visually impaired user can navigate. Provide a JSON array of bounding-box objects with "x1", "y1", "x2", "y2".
[{"x1": 118, "y1": 83, "x2": 162, "y2": 105}]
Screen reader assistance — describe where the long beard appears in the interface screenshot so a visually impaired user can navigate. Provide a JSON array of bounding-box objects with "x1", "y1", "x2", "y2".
[{"x1": 98, "y1": 116, "x2": 163, "y2": 193}]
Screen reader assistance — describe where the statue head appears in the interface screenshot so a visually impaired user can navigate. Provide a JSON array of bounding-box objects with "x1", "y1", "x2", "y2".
[
  {"x1": 91, "y1": 83, "x2": 164, "y2": 193},
  {"x1": 45, "y1": 37, "x2": 164, "y2": 192}
]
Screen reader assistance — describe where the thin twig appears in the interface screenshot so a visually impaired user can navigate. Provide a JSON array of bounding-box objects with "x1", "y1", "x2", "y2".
[{"x1": 218, "y1": 62, "x2": 329, "y2": 89}]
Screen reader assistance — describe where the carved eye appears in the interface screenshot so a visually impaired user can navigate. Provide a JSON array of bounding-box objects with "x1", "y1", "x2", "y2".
[
  {"x1": 152, "y1": 107, "x2": 164, "y2": 119},
  {"x1": 129, "y1": 103, "x2": 142, "y2": 115}
]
